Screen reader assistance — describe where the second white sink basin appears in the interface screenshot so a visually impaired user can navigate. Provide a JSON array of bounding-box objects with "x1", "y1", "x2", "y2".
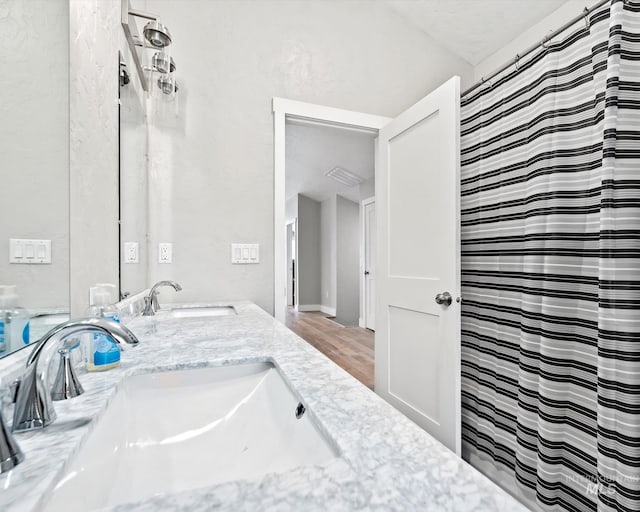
[
  {"x1": 167, "y1": 305, "x2": 236, "y2": 318},
  {"x1": 42, "y1": 362, "x2": 338, "y2": 511}
]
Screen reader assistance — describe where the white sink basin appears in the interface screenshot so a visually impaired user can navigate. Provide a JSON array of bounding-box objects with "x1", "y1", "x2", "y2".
[
  {"x1": 166, "y1": 305, "x2": 236, "y2": 318},
  {"x1": 42, "y1": 362, "x2": 337, "y2": 511}
]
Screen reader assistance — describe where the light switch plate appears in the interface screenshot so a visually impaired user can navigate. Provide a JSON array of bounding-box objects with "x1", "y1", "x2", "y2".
[
  {"x1": 159, "y1": 243, "x2": 172, "y2": 264},
  {"x1": 9, "y1": 238, "x2": 51, "y2": 264},
  {"x1": 124, "y1": 242, "x2": 139, "y2": 263},
  {"x1": 231, "y1": 243, "x2": 260, "y2": 264}
]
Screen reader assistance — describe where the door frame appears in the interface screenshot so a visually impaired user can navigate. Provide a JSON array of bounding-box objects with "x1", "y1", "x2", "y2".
[
  {"x1": 360, "y1": 196, "x2": 375, "y2": 329},
  {"x1": 272, "y1": 97, "x2": 391, "y2": 323}
]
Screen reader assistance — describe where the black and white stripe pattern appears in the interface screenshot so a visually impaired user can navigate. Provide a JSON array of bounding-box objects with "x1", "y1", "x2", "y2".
[{"x1": 460, "y1": 1, "x2": 640, "y2": 511}]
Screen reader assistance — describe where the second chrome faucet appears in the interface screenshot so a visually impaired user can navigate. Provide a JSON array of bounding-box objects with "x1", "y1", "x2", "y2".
[{"x1": 142, "y1": 280, "x2": 182, "y2": 316}]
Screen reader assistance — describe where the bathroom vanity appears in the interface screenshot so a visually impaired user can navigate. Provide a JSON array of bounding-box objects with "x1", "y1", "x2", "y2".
[{"x1": 0, "y1": 299, "x2": 526, "y2": 511}]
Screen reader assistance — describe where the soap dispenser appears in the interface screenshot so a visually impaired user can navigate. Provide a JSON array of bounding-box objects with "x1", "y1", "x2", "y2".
[
  {"x1": 0, "y1": 285, "x2": 30, "y2": 354},
  {"x1": 85, "y1": 286, "x2": 121, "y2": 372}
]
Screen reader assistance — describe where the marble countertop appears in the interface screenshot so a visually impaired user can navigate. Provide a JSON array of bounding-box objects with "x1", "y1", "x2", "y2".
[{"x1": 0, "y1": 301, "x2": 528, "y2": 511}]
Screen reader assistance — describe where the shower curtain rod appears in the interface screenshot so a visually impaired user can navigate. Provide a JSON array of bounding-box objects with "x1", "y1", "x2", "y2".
[{"x1": 461, "y1": 0, "x2": 610, "y2": 97}]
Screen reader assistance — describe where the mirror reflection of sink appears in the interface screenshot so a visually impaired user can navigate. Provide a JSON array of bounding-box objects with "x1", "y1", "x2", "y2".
[
  {"x1": 29, "y1": 312, "x2": 70, "y2": 342},
  {"x1": 166, "y1": 305, "x2": 237, "y2": 318},
  {"x1": 42, "y1": 362, "x2": 337, "y2": 511}
]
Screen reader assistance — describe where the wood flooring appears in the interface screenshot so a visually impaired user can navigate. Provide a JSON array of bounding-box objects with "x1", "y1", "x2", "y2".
[{"x1": 285, "y1": 308, "x2": 374, "y2": 390}]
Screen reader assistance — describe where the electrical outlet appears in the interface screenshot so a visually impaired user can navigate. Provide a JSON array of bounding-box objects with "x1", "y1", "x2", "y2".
[
  {"x1": 158, "y1": 243, "x2": 172, "y2": 264},
  {"x1": 124, "y1": 242, "x2": 139, "y2": 263}
]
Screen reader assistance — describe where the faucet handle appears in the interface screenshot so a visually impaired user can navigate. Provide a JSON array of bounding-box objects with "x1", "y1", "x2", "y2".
[
  {"x1": 142, "y1": 295, "x2": 155, "y2": 316},
  {"x1": 51, "y1": 348, "x2": 84, "y2": 401},
  {"x1": 9, "y1": 380, "x2": 20, "y2": 404},
  {"x1": 0, "y1": 409, "x2": 23, "y2": 473}
]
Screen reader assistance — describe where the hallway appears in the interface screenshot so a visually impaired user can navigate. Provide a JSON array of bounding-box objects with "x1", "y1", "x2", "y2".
[{"x1": 285, "y1": 308, "x2": 374, "y2": 390}]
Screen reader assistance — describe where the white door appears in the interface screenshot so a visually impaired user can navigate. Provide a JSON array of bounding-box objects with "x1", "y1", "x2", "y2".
[
  {"x1": 286, "y1": 222, "x2": 295, "y2": 306},
  {"x1": 364, "y1": 200, "x2": 376, "y2": 330},
  {"x1": 375, "y1": 76, "x2": 461, "y2": 454}
]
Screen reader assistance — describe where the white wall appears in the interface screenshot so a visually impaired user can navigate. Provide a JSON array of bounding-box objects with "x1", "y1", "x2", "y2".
[
  {"x1": 359, "y1": 177, "x2": 375, "y2": 202},
  {"x1": 143, "y1": 0, "x2": 474, "y2": 313},
  {"x1": 335, "y1": 196, "x2": 360, "y2": 326},
  {"x1": 319, "y1": 194, "x2": 359, "y2": 323},
  {"x1": 285, "y1": 196, "x2": 298, "y2": 222},
  {"x1": 0, "y1": 0, "x2": 69, "y2": 310},
  {"x1": 297, "y1": 194, "x2": 321, "y2": 307},
  {"x1": 320, "y1": 196, "x2": 336, "y2": 314},
  {"x1": 473, "y1": 0, "x2": 588, "y2": 82}
]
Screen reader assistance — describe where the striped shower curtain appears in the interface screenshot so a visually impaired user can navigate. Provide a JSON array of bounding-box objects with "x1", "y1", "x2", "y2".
[{"x1": 460, "y1": 1, "x2": 640, "y2": 511}]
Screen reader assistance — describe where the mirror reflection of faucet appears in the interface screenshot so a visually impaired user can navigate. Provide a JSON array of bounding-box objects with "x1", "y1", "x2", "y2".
[{"x1": 142, "y1": 281, "x2": 183, "y2": 316}]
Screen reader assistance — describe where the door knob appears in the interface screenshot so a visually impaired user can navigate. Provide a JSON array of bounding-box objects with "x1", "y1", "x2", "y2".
[
  {"x1": 435, "y1": 292, "x2": 452, "y2": 306},
  {"x1": 364, "y1": 271, "x2": 370, "y2": 276}
]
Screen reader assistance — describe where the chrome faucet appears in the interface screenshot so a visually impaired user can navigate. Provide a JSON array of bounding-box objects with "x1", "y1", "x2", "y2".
[
  {"x1": 12, "y1": 318, "x2": 139, "y2": 434},
  {"x1": 142, "y1": 280, "x2": 182, "y2": 316}
]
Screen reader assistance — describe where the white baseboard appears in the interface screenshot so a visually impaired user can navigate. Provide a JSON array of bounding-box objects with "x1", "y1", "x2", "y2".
[
  {"x1": 320, "y1": 305, "x2": 336, "y2": 316},
  {"x1": 297, "y1": 304, "x2": 322, "y2": 312},
  {"x1": 297, "y1": 305, "x2": 337, "y2": 316},
  {"x1": 359, "y1": 317, "x2": 365, "y2": 328}
]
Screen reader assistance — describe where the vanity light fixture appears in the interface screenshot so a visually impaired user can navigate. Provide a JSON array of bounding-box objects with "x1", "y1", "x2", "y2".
[
  {"x1": 157, "y1": 75, "x2": 179, "y2": 95},
  {"x1": 143, "y1": 21, "x2": 172, "y2": 48},
  {"x1": 152, "y1": 52, "x2": 176, "y2": 74},
  {"x1": 119, "y1": 58, "x2": 130, "y2": 87},
  {"x1": 121, "y1": 0, "x2": 179, "y2": 94}
]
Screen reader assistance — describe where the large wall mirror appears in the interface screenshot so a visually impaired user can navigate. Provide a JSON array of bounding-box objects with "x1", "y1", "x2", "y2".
[
  {"x1": 118, "y1": 0, "x2": 177, "y2": 299},
  {"x1": 119, "y1": 45, "x2": 149, "y2": 299},
  {"x1": 0, "y1": 0, "x2": 70, "y2": 358}
]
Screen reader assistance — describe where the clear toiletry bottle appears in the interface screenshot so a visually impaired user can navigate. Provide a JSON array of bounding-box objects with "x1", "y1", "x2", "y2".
[
  {"x1": 0, "y1": 285, "x2": 30, "y2": 354},
  {"x1": 85, "y1": 287, "x2": 121, "y2": 372}
]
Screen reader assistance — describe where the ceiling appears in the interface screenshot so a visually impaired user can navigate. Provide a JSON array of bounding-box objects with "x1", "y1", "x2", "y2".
[
  {"x1": 285, "y1": 120, "x2": 376, "y2": 204},
  {"x1": 286, "y1": 1, "x2": 570, "y2": 203},
  {"x1": 385, "y1": 0, "x2": 568, "y2": 65}
]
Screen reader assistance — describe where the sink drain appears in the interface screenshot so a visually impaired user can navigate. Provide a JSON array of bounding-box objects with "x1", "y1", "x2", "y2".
[{"x1": 295, "y1": 402, "x2": 306, "y2": 419}]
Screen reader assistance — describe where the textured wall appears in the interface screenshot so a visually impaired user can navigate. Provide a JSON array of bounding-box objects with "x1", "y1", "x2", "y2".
[
  {"x1": 143, "y1": 0, "x2": 473, "y2": 313},
  {"x1": 69, "y1": 0, "x2": 121, "y2": 315},
  {"x1": 0, "y1": 0, "x2": 69, "y2": 309}
]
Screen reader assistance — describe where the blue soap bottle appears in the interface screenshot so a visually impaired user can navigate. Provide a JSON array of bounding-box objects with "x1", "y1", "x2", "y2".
[{"x1": 85, "y1": 287, "x2": 121, "y2": 372}]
